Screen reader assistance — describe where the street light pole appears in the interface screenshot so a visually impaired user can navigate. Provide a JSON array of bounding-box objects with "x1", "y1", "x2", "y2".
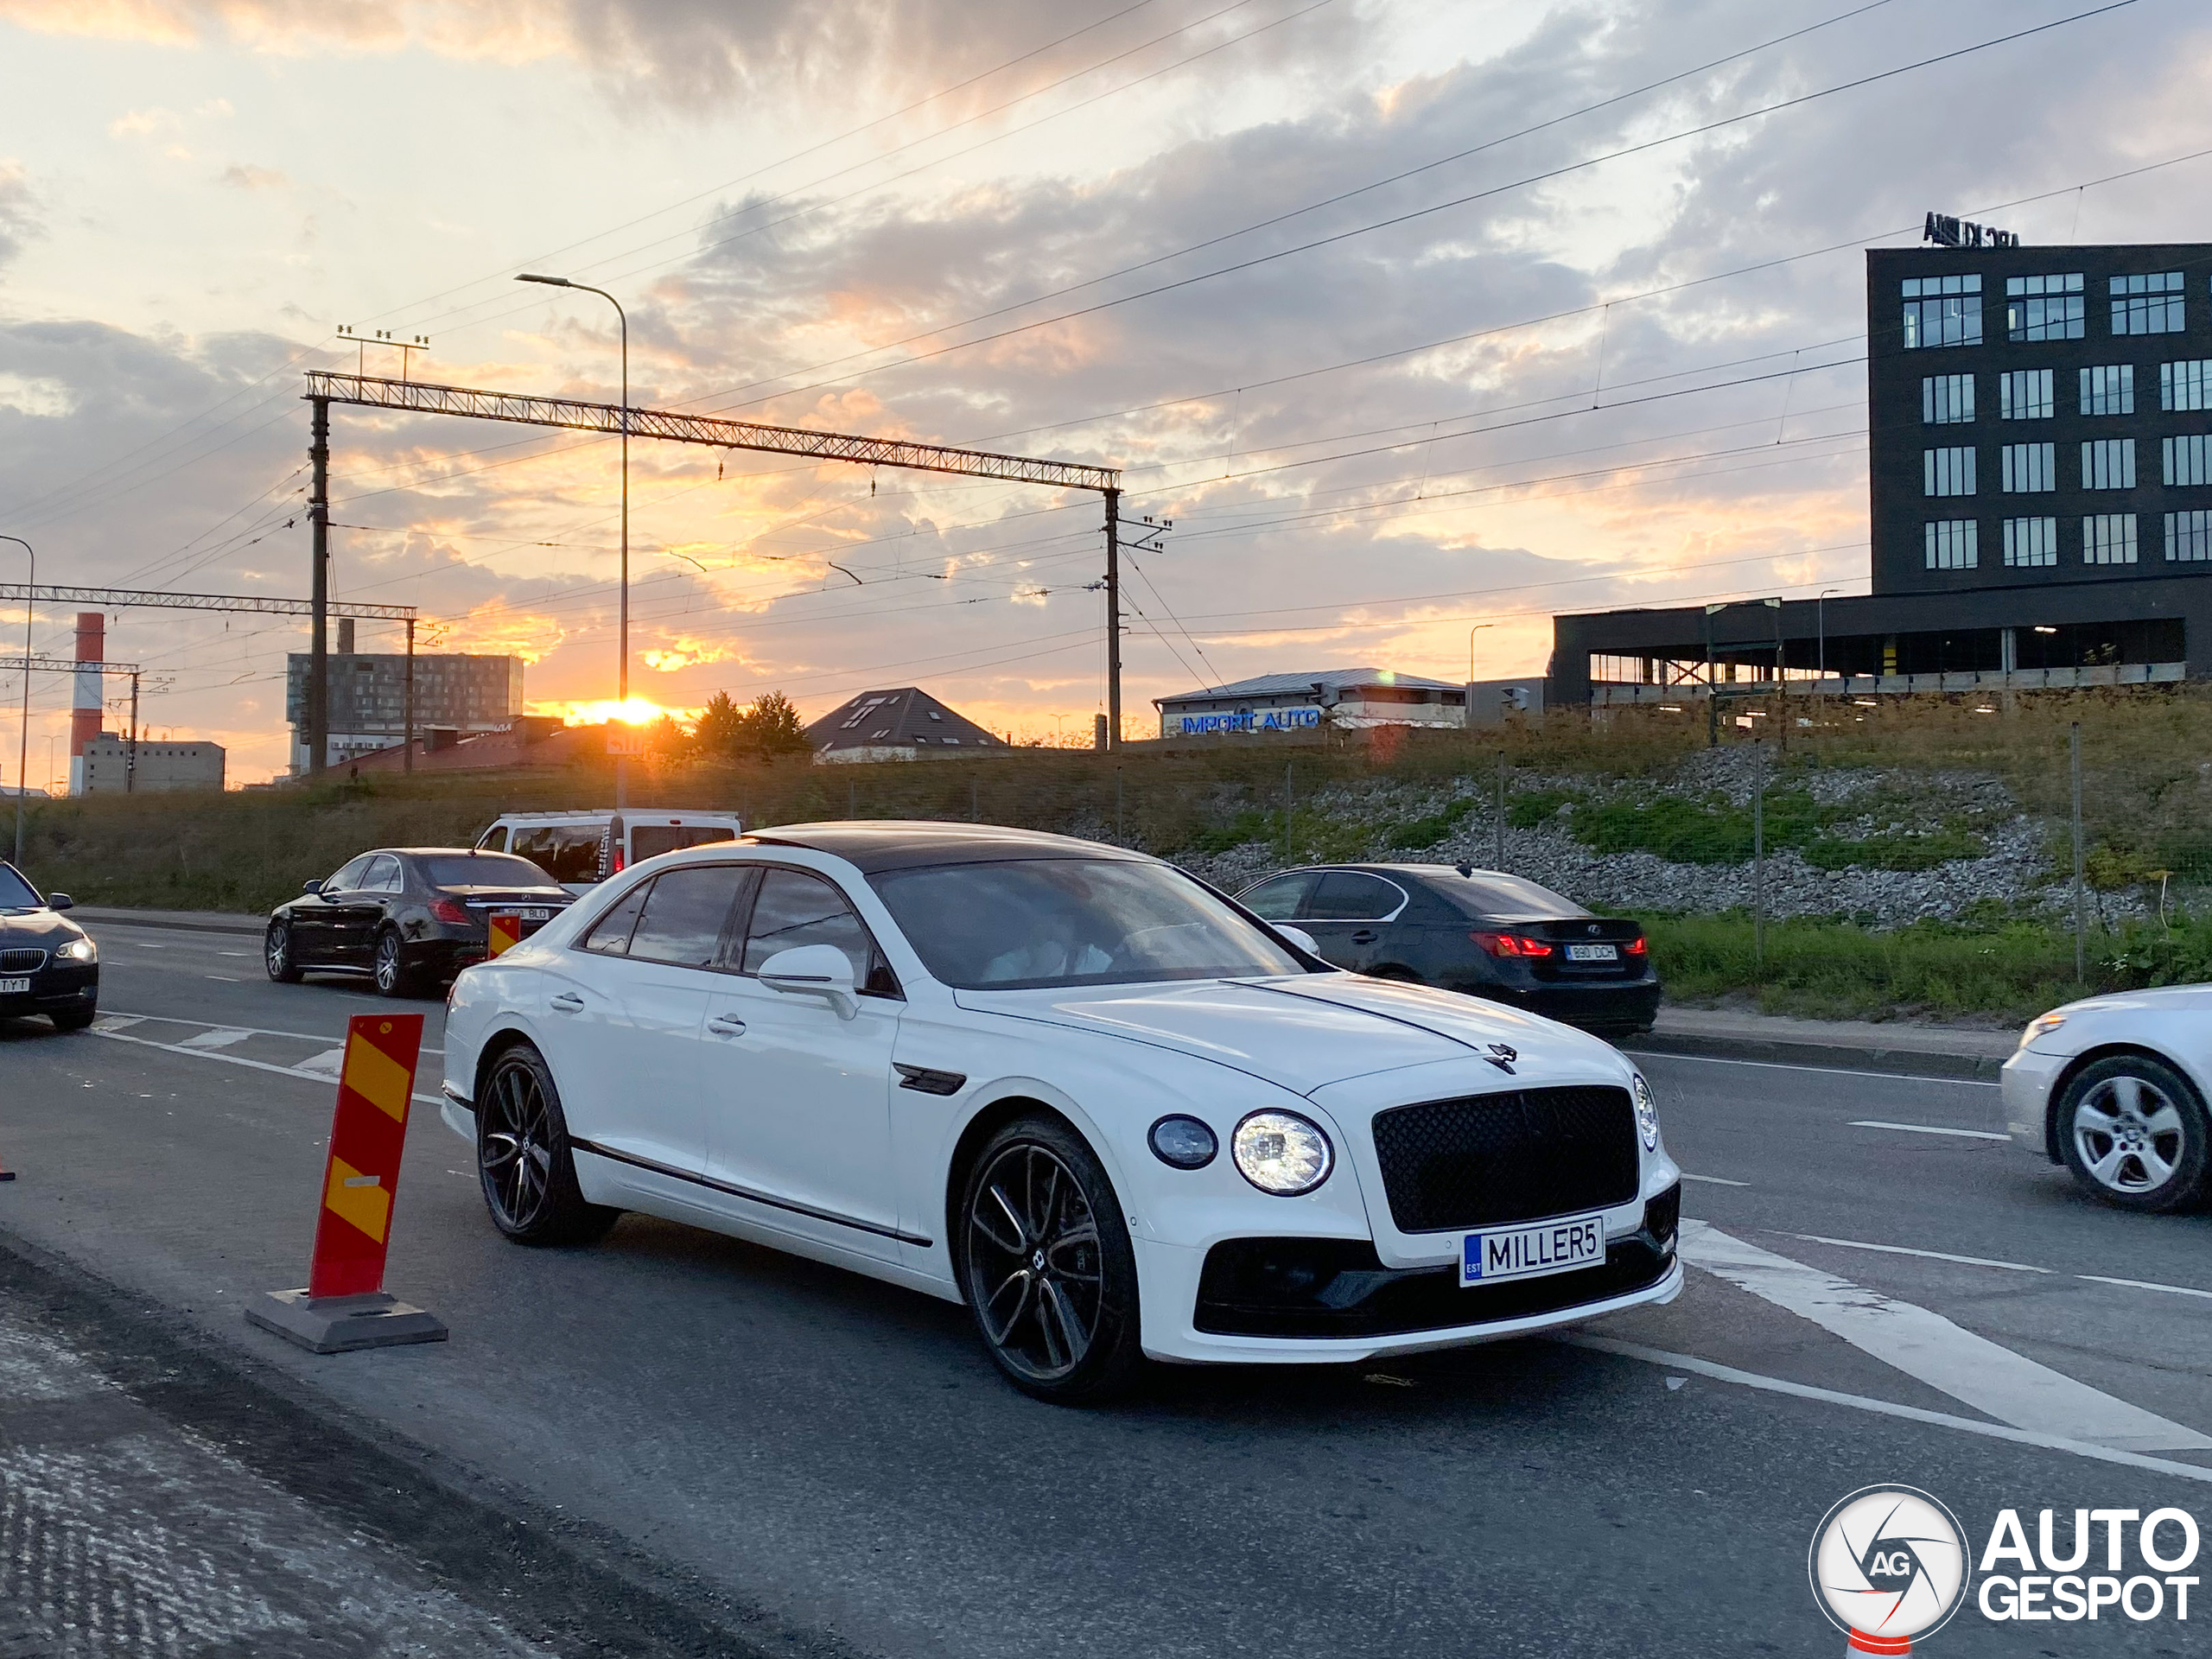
[
  {"x1": 1466, "y1": 621, "x2": 1494, "y2": 732},
  {"x1": 518, "y1": 273, "x2": 629, "y2": 807},
  {"x1": 1, "y1": 535, "x2": 29, "y2": 867}
]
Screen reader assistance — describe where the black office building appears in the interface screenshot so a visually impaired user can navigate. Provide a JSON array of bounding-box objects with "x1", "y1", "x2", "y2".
[{"x1": 1551, "y1": 240, "x2": 2212, "y2": 704}]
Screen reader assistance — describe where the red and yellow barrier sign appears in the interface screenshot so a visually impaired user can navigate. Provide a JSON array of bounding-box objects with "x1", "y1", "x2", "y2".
[
  {"x1": 486, "y1": 912, "x2": 522, "y2": 958},
  {"x1": 307, "y1": 1014, "x2": 424, "y2": 1300}
]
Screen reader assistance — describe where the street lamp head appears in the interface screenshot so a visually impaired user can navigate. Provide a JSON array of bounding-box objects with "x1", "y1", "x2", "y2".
[{"x1": 515, "y1": 273, "x2": 573, "y2": 288}]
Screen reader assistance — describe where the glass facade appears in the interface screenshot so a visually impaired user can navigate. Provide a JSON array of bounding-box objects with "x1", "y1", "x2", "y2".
[
  {"x1": 2165, "y1": 434, "x2": 2212, "y2": 487},
  {"x1": 2167, "y1": 510, "x2": 2212, "y2": 561},
  {"x1": 2002, "y1": 516, "x2": 2057, "y2": 567},
  {"x1": 2111, "y1": 272, "x2": 2185, "y2": 335},
  {"x1": 2079, "y1": 363, "x2": 2135, "y2": 416},
  {"x1": 2001, "y1": 442, "x2": 2055, "y2": 493},
  {"x1": 1923, "y1": 447, "x2": 1975, "y2": 496},
  {"x1": 1903, "y1": 274, "x2": 1982, "y2": 348},
  {"x1": 1920, "y1": 374, "x2": 1974, "y2": 423},
  {"x1": 1923, "y1": 519, "x2": 1977, "y2": 569},
  {"x1": 2084, "y1": 513, "x2": 2139, "y2": 565},
  {"x1": 2082, "y1": 438, "x2": 2136, "y2": 490},
  {"x1": 1999, "y1": 368, "x2": 2052, "y2": 419},
  {"x1": 2161, "y1": 359, "x2": 2212, "y2": 411},
  {"x1": 2004, "y1": 273, "x2": 2083, "y2": 341}
]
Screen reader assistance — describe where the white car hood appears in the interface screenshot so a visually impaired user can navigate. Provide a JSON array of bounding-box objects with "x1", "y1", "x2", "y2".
[{"x1": 950, "y1": 973, "x2": 1618, "y2": 1095}]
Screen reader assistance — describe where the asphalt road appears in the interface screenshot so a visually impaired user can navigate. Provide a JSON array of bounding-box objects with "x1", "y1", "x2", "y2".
[{"x1": 2, "y1": 917, "x2": 2208, "y2": 1657}]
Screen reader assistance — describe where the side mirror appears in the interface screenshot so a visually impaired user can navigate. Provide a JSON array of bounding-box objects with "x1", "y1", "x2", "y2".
[
  {"x1": 46, "y1": 892, "x2": 73, "y2": 911},
  {"x1": 1274, "y1": 924, "x2": 1319, "y2": 957},
  {"x1": 756, "y1": 944, "x2": 859, "y2": 1020},
  {"x1": 302, "y1": 879, "x2": 324, "y2": 896}
]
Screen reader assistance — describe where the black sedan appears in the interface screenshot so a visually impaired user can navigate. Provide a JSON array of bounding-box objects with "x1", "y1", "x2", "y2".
[
  {"x1": 0, "y1": 861, "x2": 99, "y2": 1032},
  {"x1": 1236, "y1": 862, "x2": 1661, "y2": 1038},
  {"x1": 265, "y1": 848, "x2": 572, "y2": 997}
]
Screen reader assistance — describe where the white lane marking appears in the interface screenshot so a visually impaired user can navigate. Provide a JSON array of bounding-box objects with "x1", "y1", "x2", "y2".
[
  {"x1": 1567, "y1": 1336, "x2": 2212, "y2": 1486},
  {"x1": 1681, "y1": 1173, "x2": 1750, "y2": 1187},
  {"x1": 175, "y1": 1027, "x2": 255, "y2": 1051},
  {"x1": 91, "y1": 1014, "x2": 143, "y2": 1032},
  {"x1": 91, "y1": 1028, "x2": 442, "y2": 1109},
  {"x1": 1790, "y1": 1233, "x2": 2051, "y2": 1274},
  {"x1": 203, "y1": 975, "x2": 241, "y2": 982},
  {"x1": 1680, "y1": 1221, "x2": 2212, "y2": 1452},
  {"x1": 217, "y1": 950, "x2": 251, "y2": 957},
  {"x1": 1625, "y1": 1049, "x2": 2003, "y2": 1088},
  {"x1": 1849, "y1": 1119, "x2": 2009, "y2": 1141},
  {"x1": 2080, "y1": 1274, "x2": 2212, "y2": 1302},
  {"x1": 296, "y1": 1048, "x2": 345, "y2": 1077},
  {"x1": 105, "y1": 1008, "x2": 442, "y2": 1053}
]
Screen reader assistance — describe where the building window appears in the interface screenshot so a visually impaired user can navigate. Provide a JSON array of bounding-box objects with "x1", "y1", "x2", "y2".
[
  {"x1": 1923, "y1": 519, "x2": 1978, "y2": 569},
  {"x1": 2111, "y1": 272, "x2": 2185, "y2": 334},
  {"x1": 1920, "y1": 374, "x2": 1974, "y2": 423},
  {"x1": 2005, "y1": 273, "x2": 2083, "y2": 340},
  {"x1": 1999, "y1": 369, "x2": 2052, "y2": 420},
  {"x1": 2161, "y1": 359, "x2": 2212, "y2": 411},
  {"x1": 1902, "y1": 274, "x2": 1982, "y2": 348},
  {"x1": 2002, "y1": 516, "x2": 2058, "y2": 568},
  {"x1": 2166, "y1": 434, "x2": 2212, "y2": 487},
  {"x1": 2081, "y1": 438, "x2": 2136, "y2": 491},
  {"x1": 2079, "y1": 363, "x2": 2135, "y2": 416},
  {"x1": 2166, "y1": 511, "x2": 2212, "y2": 562},
  {"x1": 1923, "y1": 447, "x2": 1976, "y2": 496},
  {"x1": 2001, "y1": 442, "x2": 2055, "y2": 493},
  {"x1": 2083, "y1": 513, "x2": 2139, "y2": 564}
]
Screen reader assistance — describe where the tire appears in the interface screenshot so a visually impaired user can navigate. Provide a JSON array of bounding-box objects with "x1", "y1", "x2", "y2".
[
  {"x1": 2055, "y1": 1053, "x2": 2212, "y2": 1213},
  {"x1": 956, "y1": 1114, "x2": 1143, "y2": 1405},
  {"x1": 264, "y1": 922, "x2": 302, "y2": 983},
  {"x1": 475, "y1": 1042, "x2": 620, "y2": 1246},
  {"x1": 49, "y1": 1004, "x2": 96, "y2": 1033},
  {"x1": 371, "y1": 928, "x2": 418, "y2": 998}
]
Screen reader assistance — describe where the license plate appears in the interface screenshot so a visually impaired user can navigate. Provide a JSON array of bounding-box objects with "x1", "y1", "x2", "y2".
[
  {"x1": 1565, "y1": 943, "x2": 1618, "y2": 961},
  {"x1": 518, "y1": 908, "x2": 552, "y2": 922},
  {"x1": 0, "y1": 977, "x2": 28, "y2": 995},
  {"x1": 1461, "y1": 1211, "x2": 1606, "y2": 1287}
]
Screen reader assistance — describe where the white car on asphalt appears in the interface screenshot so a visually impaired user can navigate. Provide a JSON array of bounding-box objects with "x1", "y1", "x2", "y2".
[
  {"x1": 2005, "y1": 988, "x2": 2212, "y2": 1212},
  {"x1": 440, "y1": 823, "x2": 1683, "y2": 1402}
]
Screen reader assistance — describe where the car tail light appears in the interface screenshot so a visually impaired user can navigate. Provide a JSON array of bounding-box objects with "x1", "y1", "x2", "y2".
[
  {"x1": 1470, "y1": 931, "x2": 1555, "y2": 957},
  {"x1": 429, "y1": 897, "x2": 471, "y2": 925},
  {"x1": 610, "y1": 847, "x2": 625, "y2": 874},
  {"x1": 1624, "y1": 936, "x2": 1648, "y2": 956}
]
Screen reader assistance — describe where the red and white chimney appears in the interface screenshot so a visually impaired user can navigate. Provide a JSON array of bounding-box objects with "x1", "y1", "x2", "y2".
[{"x1": 67, "y1": 612, "x2": 103, "y2": 796}]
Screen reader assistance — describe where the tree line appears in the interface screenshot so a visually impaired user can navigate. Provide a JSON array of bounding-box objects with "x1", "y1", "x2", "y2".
[{"x1": 645, "y1": 690, "x2": 813, "y2": 761}]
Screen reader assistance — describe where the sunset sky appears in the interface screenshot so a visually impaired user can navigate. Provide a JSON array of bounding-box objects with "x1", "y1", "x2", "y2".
[{"x1": 3, "y1": 0, "x2": 2209, "y2": 782}]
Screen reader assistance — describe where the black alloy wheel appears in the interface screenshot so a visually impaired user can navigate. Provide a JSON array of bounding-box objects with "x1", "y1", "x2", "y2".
[
  {"x1": 264, "y1": 921, "x2": 302, "y2": 983},
  {"x1": 475, "y1": 1044, "x2": 619, "y2": 1246},
  {"x1": 959, "y1": 1116, "x2": 1142, "y2": 1403},
  {"x1": 2056, "y1": 1053, "x2": 2212, "y2": 1213},
  {"x1": 372, "y1": 928, "x2": 415, "y2": 998}
]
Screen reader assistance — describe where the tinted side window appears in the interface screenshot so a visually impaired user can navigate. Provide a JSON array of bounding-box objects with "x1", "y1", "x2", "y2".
[
  {"x1": 741, "y1": 868, "x2": 878, "y2": 988},
  {"x1": 1239, "y1": 873, "x2": 1316, "y2": 921},
  {"x1": 326, "y1": 855, "x2": 375, "y2": 893},
  {"x1": 513, "y1": 825, "x2": 602, "y2": 885},
  {"x1": 632, "y1": 824, "x2": 740, "y2": 861},
  {"x1": 361, "y1": 855, "x2": 404, "y2": 893},
  {"x1": 627, "y1": 866, "x2": 748, "y2": 968},
  {"x1": 475, "y1": 826, "x2": 509, "y2": 851},
  {"x1": 1306, "y1": 872, "x2": 1402, "y2": 921},
  {"x1": 581, "y1": 880, "x2": 653, "y2": 956}
]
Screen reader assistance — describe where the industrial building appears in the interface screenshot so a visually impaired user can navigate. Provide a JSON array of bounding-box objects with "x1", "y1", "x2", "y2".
[
  {"x1": 1154, "y1": 669, "x2": 1466, "y2": 738},
  {"x1": 807, "y1": 688, "x2": 1008, "y2": 762},
  {"x1": 1552, "y1": 238, "x2": 2212, "y2": 704},
  {"x1": 284, "y1": 632, "x2": 524, "y2": 773},
  {"x1": 79, "y1": 735, "x2": 225, "y2": 792}
]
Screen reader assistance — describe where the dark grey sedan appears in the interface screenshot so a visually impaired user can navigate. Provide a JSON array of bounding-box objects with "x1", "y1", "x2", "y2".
[{"x1": 1236, "y1": 863, "x2": 1660, "y2": 1038}]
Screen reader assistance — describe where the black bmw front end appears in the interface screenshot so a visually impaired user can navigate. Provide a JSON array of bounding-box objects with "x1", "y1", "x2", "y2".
[{"x1": 0, "y1": 864, "x2": 99, "y2": 1031}]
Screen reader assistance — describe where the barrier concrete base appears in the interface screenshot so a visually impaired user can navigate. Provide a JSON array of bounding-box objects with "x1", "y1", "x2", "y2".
[{"x1": 246, "y1": 1289, "x2": 448, "y2": 1354}]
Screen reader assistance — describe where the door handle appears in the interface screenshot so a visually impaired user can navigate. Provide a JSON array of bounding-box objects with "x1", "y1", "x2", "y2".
[
  {"x1": 550, "y1": 991, "x2": 585, "y2": 1013},
  {"x1": 1351, "y1": 931, "x2": 1379, "y2": 944},
  {"x1": 708, "y1": 1014, "x2": 747, "y2": 1036}
]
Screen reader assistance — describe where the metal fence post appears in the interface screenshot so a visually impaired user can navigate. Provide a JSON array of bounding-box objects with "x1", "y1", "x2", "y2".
[
  {"x1": 2071, "y1": 721, "x2": 2086, "y2": 982},
  {"x1": 1116, "y1": 766, "x2": 1123, "y2": 843},
  {"x1": 1753, "y1": 742, "x2": 1766, "y2": 972},
  {"x1": 1283, "y1": 761, "x2": 1294, "y2": 863},
  {"x1": 1495, "y1": 751, "x2": 1507, "y2": 871}
]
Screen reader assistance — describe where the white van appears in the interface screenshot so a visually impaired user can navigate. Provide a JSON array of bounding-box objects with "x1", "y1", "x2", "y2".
[{"x1": 472, "y1": 809, "x2": 746, "y2": 893}]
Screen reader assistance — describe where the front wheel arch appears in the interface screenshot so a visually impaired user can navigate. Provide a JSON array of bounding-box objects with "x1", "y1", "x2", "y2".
[{"x1": 944, "y1": 1095, "x2": 1081, "y2": 1260}]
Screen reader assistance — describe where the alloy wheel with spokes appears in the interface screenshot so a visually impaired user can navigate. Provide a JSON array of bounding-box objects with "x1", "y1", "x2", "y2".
[
  {"x1": 264, "y1": 922, "x2": 301, "y2": 983},
  {"x1": 372, "y1": 930, "x2": 409, "y2": 996},
  {"x1": 958, "y1": 1116, "x2": 1141, "y2": 1402},
  {"x1": 474, "y1": 1044, "x2": 619, "y2": 1245},
  {"x1": 2057, "y1": 1054, "x2": 2210, "y2": 1213}
]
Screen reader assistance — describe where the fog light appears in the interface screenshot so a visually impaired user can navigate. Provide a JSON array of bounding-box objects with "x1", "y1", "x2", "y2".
[{"x1": 1148, "y1": 1115, "x2": 1217, "y2": 1170}]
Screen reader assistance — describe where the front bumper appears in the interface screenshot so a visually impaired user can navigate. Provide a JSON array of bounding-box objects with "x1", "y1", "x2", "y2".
[
  {"x1": 1135, "y1": 1183, "x2": 1683, "y2": 1363},
  {"x1": 0, "y1": 963, "x2": 98, "y2": 1018},
  {"x1": 2001, "y1": 1044, "x2": 2068, "y2": 1158}
]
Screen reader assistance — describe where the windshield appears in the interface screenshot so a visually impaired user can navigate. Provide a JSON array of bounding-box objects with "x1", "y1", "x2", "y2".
[
  {"x1": 869, "y1": 857, "x2": 1304, "y2": 990},
  {"x1": 0, "y1": 864, "x2": 39, "y2": 908},
  {"x1": 421, "y1": 853, "x2": 558, "y2": 889}
]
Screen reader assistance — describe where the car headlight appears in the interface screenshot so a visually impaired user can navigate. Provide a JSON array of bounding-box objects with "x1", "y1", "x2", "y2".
[
  {"x1": 2019, "y1": 1011, "x2": 2066, "y2": 1049},
  {"x1": 1148, "y1": 1115, "x2": 1218, "y2": 1170},
  {"x1": 1231, "y1": 1110, "x2": 1332, "y2": 1196},
  {"x1": 54, "y1": 937, "x2": 95, "y2": 963},
  {"x1": 1631, "y1": 1073, "x2": 1660, "y2": 1150}
]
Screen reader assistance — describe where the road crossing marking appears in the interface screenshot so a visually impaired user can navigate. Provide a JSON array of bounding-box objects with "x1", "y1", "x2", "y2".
[
  {"x1": 1679, "y1": 1221, "x2": 2212, "y2": 1452},
  {"x1": 91, "y1": 1027, "x2": 442, "y2": 1109},
  {"x1": 1848, "y1": 1119, "x2": 2009, "y2": 1141},
  {"x1": 103, "y1": 1009, "x2": 442, "y2": 1054},
  {"x1": 1789, "y1": 1233, "x2": 2050, "y2": 1274},
  {"x1": 176, "y1": 1027, "x2": 256, "y2": 1050},
  {"x1": 1680, "y1": 1173, "x2": 1750, "y2": 1187},
  {"x1": 1567, "y1": 1336, "x2": 2212, "y2": 1486}
]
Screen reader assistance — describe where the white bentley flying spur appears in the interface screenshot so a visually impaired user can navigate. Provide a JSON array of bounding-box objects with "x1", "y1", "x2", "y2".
[{"x1": 440, "y1": 823, "x2": 1683, "y2": 1402}]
